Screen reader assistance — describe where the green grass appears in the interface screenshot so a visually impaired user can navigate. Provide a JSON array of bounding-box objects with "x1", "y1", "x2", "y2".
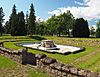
[
  {"x1": 0, "y1": 55, "x2": 17, "y2": 68},
  {"x1": 0, "y1": 55, "x2": 51, "y2": 77},
  {"x1": 1, "y1": 35, "x2": 100, "y2": 72},
  {"x1": 0, "y1": 35, "x2": 52, "y2": 77}
]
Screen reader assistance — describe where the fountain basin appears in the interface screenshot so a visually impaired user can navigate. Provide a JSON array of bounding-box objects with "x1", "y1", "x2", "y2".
[{"x1": 16, "y1": 41, "x2": 85, "y2": 54}]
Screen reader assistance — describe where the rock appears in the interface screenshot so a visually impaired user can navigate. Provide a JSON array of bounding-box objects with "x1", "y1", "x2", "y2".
[
  {"x1": 41, "y1": 57, "x2": 56, "y2": 64},
  {"x1": 35, "y1": 53, "x2": 46, "y2": 59},
  {"x1": 40, "y1": 40, "x2": 56, "y2": 48},
  {"x1": 87, "y1": 72, "x2": 99, "y2": 77}
]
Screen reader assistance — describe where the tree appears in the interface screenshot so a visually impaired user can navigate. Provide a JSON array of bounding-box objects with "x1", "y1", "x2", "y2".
[
  {"x1": 72, "y1": 18, "x2": 90, "y2": 37},
  {"x1": 25, "y1": 11, "x2": 29, "y2": 35},
  {"x1": 0, "y1": 7, "x2": 4, "y2": 36},
  {"x1": 4, "y1": 21, "x2": 10, "y2": 34},
  {"x1": 46, "y1": 11, "x2": 74, "y2": 36},
  {"x1": 8, "y1": 5, "x2": 27, "y2": 36},
  {"x1": 36, "y1": 22, "x2": 46, "y2": 35},
  {"x1": 10, "y1": 4, "x2": 18, "y2": 36},
  {"x1": 59, "y1": 11, "x2": 75, "y2": 36},
  {"x1": 96, "y1": 20, "x2": 100, "y2": 38},
  {"x1": 90, "y1": 26, "x2": 95, "y2": 36},
  {"x1": 28, "y1": 3, "x2": 36, "y2": 36},
  {"x1": 16, "y1": 11, "x2": 27, "y2": 36},
  {"x1": 46, "y1": 15, "x2": 58, "y2": 36}
]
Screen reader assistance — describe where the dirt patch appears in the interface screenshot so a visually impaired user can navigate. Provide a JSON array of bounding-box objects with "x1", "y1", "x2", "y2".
[{"x1": 0, "y1": 63, "x2": 33, "y2": 77}]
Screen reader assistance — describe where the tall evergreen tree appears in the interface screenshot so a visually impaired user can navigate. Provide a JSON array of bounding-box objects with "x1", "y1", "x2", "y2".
[
  {"x1": 17, "y1": 11, "x2": 26, "y2": 36},
  {"x1": 5, "y1": 21, "x2": 10, "y2": 34},
  {"x1": 0, "y1": 7, "x2": 4, "y2": 36},
  {"x1": 72, "y1": 18, "x2": 90, "y2": 37},
  {"x1": 96, "y1": 20, "x2": 100, "y2": 38},
  {"x1": 10, "y1": 4, "x2": 18, "y2": 36},
  {"x1": 25, "y1": 11, "x2": 29, "y2": 35},
  {"x1": 28, "y1": 3, "x2": 36, "y2": 36}
]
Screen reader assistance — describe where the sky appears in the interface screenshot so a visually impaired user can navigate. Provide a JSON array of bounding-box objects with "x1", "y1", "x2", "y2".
[{"x1": 0, "y1": 0, "x2": 100, "y2": 28}]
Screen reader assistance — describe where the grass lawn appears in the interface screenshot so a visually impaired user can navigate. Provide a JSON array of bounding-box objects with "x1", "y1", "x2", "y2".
[
  {"x1": 0, "y1": 34, "x2": 100, "y2": 73},
  {"x1": 0, "y1": 55, "x2": 51, "y2": 77}
]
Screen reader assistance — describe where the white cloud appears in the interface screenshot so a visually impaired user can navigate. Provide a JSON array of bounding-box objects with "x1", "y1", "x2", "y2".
[
  {"x1": 48, "y1": 9, "x2": 61, "y2": 16},
  {"x1": 91, "y1": 25, "x2": 97, "y2": 30},
  {"x1": 48, "y1": 0, "x2": 100, "y2": 21},
  {"x1": 36, "y1": 16, "x2": 44, "y2": 22}
]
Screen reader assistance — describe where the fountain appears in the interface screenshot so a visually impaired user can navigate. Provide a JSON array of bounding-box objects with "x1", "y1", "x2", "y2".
[
  {"x1": 38, "y1": 40, "x2": 59, "y2": 50},
  {"x1": 16, "y1": 40, "x2": 85, "y2": 54},
  {"x1": 40, "y1": 40, "x2": 56, "y2": 48}
]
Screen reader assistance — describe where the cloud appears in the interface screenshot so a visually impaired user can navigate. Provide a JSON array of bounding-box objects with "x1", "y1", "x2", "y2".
[
  {"x1": 36, "y1": 16, "x2": 44, "y2": 22},
  {"x1": 48, "y1": 0, "x2": 100, "y2": 21},
  {"x1": 75, "y1": 0, "x2": 90, "y2": 6}
]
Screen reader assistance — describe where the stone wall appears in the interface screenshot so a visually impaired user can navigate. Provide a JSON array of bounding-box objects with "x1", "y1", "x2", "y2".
[
  {"x1": 0, "y1": 47, "x2": 36, "y2": 65},
  {"x1": 0, "y1": 47, "x2": 22, "y2": 63},
  {"x1": 36, "y1": 53, "x2": 100, "y2": 77},
  {"x1": 0, "y1": 46, "x2": 100, "y2": 77}
]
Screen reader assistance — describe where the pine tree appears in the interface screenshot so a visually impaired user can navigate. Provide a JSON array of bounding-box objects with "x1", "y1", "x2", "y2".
[
  {"x1": 17, "y1": 11, "x2": 26, "y2": 36},
  {"x1": 96, "y1": 20, "x2": 100, "y2": 38},
  {"x1": 0, "y1": 7, "x2": 4, "y2": 36},
  {"x1": 25, "y1": 11, "x2": 29, "y2": 35},
  {"x1": 72, "y1": 18, "x2": 90, "y2": 37},
  {"x1": 10, "y1": 4, "x2": 18, "y2": 36},
  {"x1": 28, "y1": 3, "x2": 36, "y2": 36}
]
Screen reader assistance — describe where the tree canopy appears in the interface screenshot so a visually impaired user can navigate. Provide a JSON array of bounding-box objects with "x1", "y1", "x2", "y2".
[
  {"x1": 3, "y1": 3, "x2": 97, "y2": 38},
  {"x1": 72, "y1": 18, "x2": 90, "y2": 37},
  {"x1": 28, "y1": 3, "x2": 36, "y2": 36}
]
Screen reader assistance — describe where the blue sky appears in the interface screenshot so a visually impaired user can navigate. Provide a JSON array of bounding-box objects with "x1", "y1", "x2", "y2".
[{"x1": 0, "y1": 0, "x2": 100, "y2": 27}]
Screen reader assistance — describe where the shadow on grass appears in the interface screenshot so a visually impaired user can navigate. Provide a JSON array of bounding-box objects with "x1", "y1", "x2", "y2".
[{"x1": 29, "y1": 35, "x2": 47, "y2": 41}]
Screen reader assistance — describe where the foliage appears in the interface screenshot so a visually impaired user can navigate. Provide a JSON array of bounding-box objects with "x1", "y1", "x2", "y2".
[
  {"x1": 46, "y1": 11, "x2": 75, "y2": 36},
  {"x1": 36, "y1": 19, "x2": 47, "y2": 35},
  {"x1": 90, "y1": 26, "x2": 95, "y2": 36},
  {"x1": 0, "y1": 7, "x2": 4, "y2": 36},
  {"x1": 17, "y1": 11, "x2": 27, "y2": 36},
  {"x1": 25, "y1": 11, "x2": 29, "y2": 35},
  {"x1": 72, "y1": 18, "x2": 90, "y2": 37},
  {"x1": 10, "y1": 4, "x2": 18, "y2": 36},
  {"x1": 58, "y1": 11, "x2": 75, "y2": 36},
  {"x1": 5, "y1": 5, "x2": 27, "y2": 36},
  {"x1": 96, "y1": 20, "x2": 100, "y2": 38},
  {"x1": 46, "y1": 15, "x2": 58, "y2": 36},
  {"x1": 28, "y1": 3, "x2": 36, "y2": 36}
]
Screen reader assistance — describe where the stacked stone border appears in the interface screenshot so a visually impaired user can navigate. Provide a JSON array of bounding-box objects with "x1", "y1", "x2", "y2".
[{"x1": 0, "y1": 42, "x2": 100, "y2": 77}]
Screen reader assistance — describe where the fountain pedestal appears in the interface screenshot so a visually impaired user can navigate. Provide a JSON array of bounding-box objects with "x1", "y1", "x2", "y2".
[{"x1": 40, "y1": 40, "x2": 56, "y2": 48}]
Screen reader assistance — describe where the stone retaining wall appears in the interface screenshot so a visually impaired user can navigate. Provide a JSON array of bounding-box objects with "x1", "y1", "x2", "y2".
[
  {"x1": 36, "y1": 53, "x2": 100, "y2": 77},
  {"x1": 0, "y1": 46, "x2": 100, "y2": 77},
  {"x1": 0, "y1": 47, "x2": 36, "y2": 65},
  {"x1": 0, "y1": 47, "x2": 22, "y2": 63}
]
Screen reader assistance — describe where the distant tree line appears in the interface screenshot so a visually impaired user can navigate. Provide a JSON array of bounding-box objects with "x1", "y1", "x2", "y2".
[
  {"x1": 0, "y1": 3, "x2": 100, "y2": 38},
  {"x1": 4, "y1": 4, "x2": 35, "y2": 36}
]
